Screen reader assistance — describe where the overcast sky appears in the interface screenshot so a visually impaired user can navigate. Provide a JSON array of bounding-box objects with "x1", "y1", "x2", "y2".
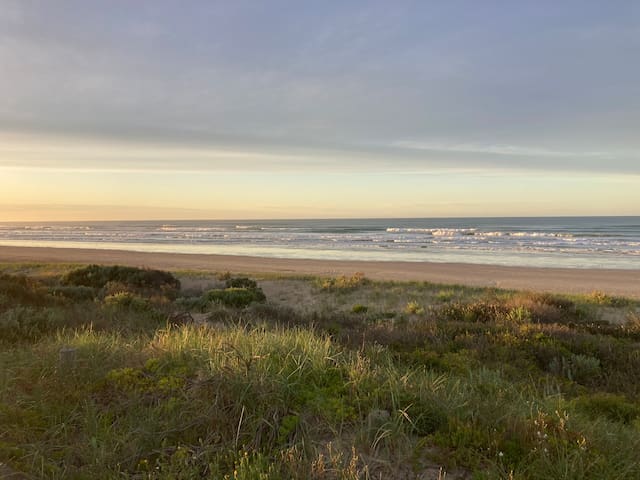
[{"x1": 1, "y1": 1, "x2": 639, "y2": 220}]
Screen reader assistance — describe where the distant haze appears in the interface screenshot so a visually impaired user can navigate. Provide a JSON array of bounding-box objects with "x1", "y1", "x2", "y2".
[{"x1": 1, "y1": 1, "x2": 639, "y2": 220}]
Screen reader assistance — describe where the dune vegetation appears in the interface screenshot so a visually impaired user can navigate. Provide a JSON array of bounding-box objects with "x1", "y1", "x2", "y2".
[{"x1": 1, "y1": 264, "x2": 640, "y2": 479}]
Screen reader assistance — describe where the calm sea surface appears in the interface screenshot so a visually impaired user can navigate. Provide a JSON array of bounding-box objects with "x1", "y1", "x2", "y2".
[{"x1": 1, "y1": 217, "x2": 639, "y2": 269}]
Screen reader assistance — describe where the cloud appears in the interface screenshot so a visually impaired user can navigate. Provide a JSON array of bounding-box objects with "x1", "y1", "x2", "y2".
[
  {"x1": 0, "y1": 0, "x2": 638, "y2": 177},
  {"x1": 390, "y1": 141, "x2": 609, "y2": 159},
  {"x1": 1, "y1": 130, "x2": 638, "y2": 177}
]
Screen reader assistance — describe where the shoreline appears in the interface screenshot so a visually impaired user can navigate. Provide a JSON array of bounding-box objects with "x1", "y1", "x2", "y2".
[{"x1": 0, "y1": 245, "x2": 639, "y2": 298}]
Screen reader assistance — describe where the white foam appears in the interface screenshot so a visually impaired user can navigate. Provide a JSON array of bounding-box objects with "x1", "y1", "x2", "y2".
[{"x1": 386, "y1": 227, "x2": 477, "y2": 236}]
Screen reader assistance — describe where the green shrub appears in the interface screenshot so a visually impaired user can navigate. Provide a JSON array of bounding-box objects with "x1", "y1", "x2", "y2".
[
  {"x1": 438, "y1": 301, "x2": 507, "y2": 323},
  {"x1": 0, "y1": 274, "x2": 51, "y2": 308},
  {"x1": 570, "y1": 353, "x2": 602, "y2": 383},
  {"x1": 435, "y1": 289, "x2": 456, "y2": 303},
  {"x1": 104, "y1": 357, "x2": 194, "y2": 397},
  {"x1": 225, "y1": 277, "x2": 258, "y2": 290},
  {"x1": 48, "y1": 285, "x2": 96, "y2": 302},
  {"x1": 573, "y1": 393, "x2": 640, "y2": 424},
  {"x1": 103, "y1": 292, "x2": 153, "y2": 312},
  {"x1": 404, "y1": 301, "x2": 424, "y2": 315},
  {"x1": 351, "y1": 304, "x2": 368, "y2": 314},
  {"x1": 439, "y1": 350, "x2": 480, "y2": 374},
  {"x1": 63, "y1": 265, "x2": 180, "y2": 297},
  {"x1": 503, "y1": 306, "x2": 532, "y2": 324},
  {"x1": 584, "y1": 290, "x2": 629, "y2": 307},
  {"x1": 627, "y1": 312, "x2": 640, "y2": 333},
  {"x1": 101, "y1": 281, "x2": 135, "y2": 297},
  {"x1": 318, "y1": 272, "x2": 368, "y2": 291},
  {"x1": 0, "y1": 306, "x2": 67, "y2": 342},
  {"x1": 548, "y1": 353, "x2": 601, "y2": 384},
  {"x1": 204, "y1": 287, "x2": 266, "y2": 308},
  {"x1": 245, "y1": 303, "x2": 301, "y2": 325},
  {"x1": 525, "y1": 292, "x2": 575, "y2": 310},
  {"x1": 174, "y1": 295, "x2": 207, "y2": 312},
  {"x1": 407, "y1": 399, "x2": 448, "y2": 435},
  {"x1": 216, "y1": 271, "x2": 232, "y2": 281}
]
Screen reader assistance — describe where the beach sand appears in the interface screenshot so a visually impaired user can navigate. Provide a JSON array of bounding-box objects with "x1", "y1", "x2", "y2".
[{"x1": 0, "y1": 245, "x2": 638, "y2": 298}]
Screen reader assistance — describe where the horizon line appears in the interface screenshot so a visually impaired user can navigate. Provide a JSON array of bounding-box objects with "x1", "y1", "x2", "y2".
[{"x1": 1, "y1": 214, "x2": 639, "y2": 224}]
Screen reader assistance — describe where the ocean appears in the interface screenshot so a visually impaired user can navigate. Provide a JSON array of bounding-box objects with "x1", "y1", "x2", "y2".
[{"x1": 0, "y1": 217, "x2": 639, "y2": 270}]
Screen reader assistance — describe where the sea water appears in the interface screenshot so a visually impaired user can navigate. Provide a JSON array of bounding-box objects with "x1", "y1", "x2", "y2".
[{"x1": 0, "y1": 217, "x2": 639, "y2": 269}]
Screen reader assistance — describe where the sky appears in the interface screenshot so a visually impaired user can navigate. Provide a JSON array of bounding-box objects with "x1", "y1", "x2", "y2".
[{"x1": 1, "y1": 0, "x2": 639, "y2": 220}]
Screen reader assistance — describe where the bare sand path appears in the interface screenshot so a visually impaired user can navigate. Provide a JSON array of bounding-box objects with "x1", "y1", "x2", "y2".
[{"x1": 1, "y1": 245, "x2": 639, "y2": 298}]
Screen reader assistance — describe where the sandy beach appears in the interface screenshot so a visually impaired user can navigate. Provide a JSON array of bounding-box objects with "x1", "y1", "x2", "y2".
[{"x1": 1, "y1": 245, "x2": 639, "y2": 298}]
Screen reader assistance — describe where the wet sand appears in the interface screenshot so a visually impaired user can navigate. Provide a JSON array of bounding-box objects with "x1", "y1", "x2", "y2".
[{"x1": 1, "y1": 245, "x2": 639, "y2": 298}]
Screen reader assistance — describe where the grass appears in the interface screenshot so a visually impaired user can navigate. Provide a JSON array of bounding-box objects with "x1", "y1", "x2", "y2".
[{"x1": 1, "y1": 265, "x2": 640, "y2": 478}]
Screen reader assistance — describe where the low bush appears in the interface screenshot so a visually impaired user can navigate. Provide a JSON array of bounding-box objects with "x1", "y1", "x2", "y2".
[
  {"x1": 585, "y1": 290, "x2": 629, "y2": 307},
  {"x1": 103, "y1": 292, "x2": 153, "y2": 313},
  {"x1": 503, "y1": 306, "x2": 532, "y2": 324},
  {"x1": 548, "y1": 353, "x2": 601, "y2": 384},
  {"x1": 510, "y1": 293, "x2": 582, "y2": 324},
  {"x1": 438, "y1": 301, "x2": 507, "y2": 323},
  {"x1": 627, "y1": 311, "x2": 640, "y2": 332},
  {"x1": 437, "y1": 294, "x2": 584, "y2": 325},
  {"x1": 404, "y1": 300, "x2": 424, "y2": 315},
  {"x1": 174, "y1": 295, "x2": 207, "y2": 312},
  {"x1": 351, "y1": 304, "x2": 368, "y2": 314},
  {"x1": 245, "y1": 303, "x2": 302, "y2": 325},
  {"x1": 101, "y1": 281, "x2": 135, "y2": 297},
  {"x1": 225, "y1": 277, "x2": 258, "y2": 290},
  {"x1": 435, "y1": 289, "x2": 456, "y2": 303},
  {"x1": 0, "y1": 306, "x2": 67, "y2": 342},
  {"x1": 407, "y1": 398, "x2": 449, "y2": 436},
  {"x1": 48, "y1": 285, "x2": 96, "y2": 302},
  {"x1": 204, "y1": 287, "x2": 266, "y2": 308},
  {"x1": 318, "y1": 272, "x2": 368, "y2": 291},
  {"x1": 63, "y1": 265, "x2": 180, "y2": 298},
  {"x1": 0, "y1": 274, "x2": 51, "y2": 309},
  {"x1": 573, "y1": 393, "x2": 640, "y2": 424}
]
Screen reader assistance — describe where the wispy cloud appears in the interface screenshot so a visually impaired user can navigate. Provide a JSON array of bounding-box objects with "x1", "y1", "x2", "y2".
[
  {"x1": 390, "y1": 140, "x2": 612, "y2": 159},
  {"x1": 1, "y1": 130, "x2": 638, "y2": 176}
]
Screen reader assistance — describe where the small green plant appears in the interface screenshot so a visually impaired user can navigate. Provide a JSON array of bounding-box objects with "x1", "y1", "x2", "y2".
[
  {"x1": 277, "y1": 414, "x2": 301, "y2": 445},
  {"x1": 404, "y1": 300, "x2": 424, "y2": 315},
  {"x1": 228, "y1": 451, "x2": 280, "y2": 480},
  {"x1": 549, "y1": 353, "x2": 601, "y2": 384},
  {"x1": 103, "y1": 292, "x2": 153, "y2": 312},
  {"x1": 406, "y1": 399, "x2": 448, "y2": 436},
  {"x1": 351, "y1": 304, "x2": 368, "y2": 314},
  {"x1": 503, "y1": 306, "x2": 532, "y2": 324},
  {"x1": 205, "y1": 287, "x2": 266, "y2": 308},
  {"x1": 319, "y1": 272, "x2": 368, "y2": 291},
  {"x1": 436, "y1": 289, "x2": 456, "y2": 303},
  {"x1": 570, "y1": 353, "x2": 602, "y2": 384},
  {"x1": 216, "y1": 271, "x2": 232, "y2": 281}
]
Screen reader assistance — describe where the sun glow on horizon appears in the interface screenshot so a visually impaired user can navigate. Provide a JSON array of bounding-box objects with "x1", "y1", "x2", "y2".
[{"x1": 2, "y1": 137, "x2": 639, "y2": 222}]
